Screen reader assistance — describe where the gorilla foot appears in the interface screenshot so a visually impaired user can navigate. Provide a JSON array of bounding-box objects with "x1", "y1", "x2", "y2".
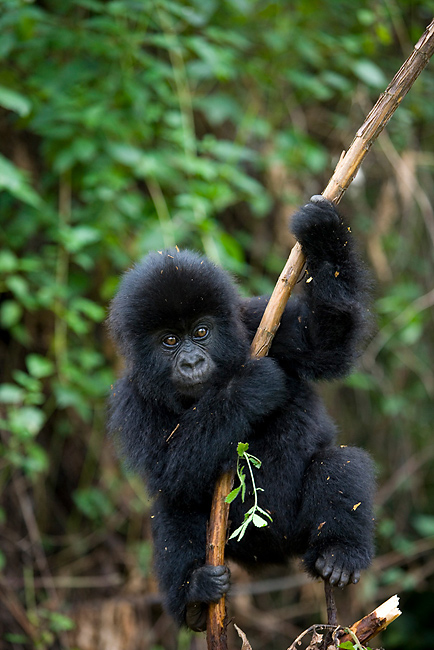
[
  {"x1": 315, "y1": 548, "x2": 361, "y2": 588},
  {"x1": 186, "y1": 565, "x2": 230, "y2": 631},
  {"x1": 186, "y1": 602, "x2": 208, "y2": 632}
]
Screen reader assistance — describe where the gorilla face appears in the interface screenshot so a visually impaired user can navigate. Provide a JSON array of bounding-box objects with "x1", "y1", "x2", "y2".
[
  {"x1": 108, "y1": 249, "x2": 250, "y2": 403},
  {"x1": 159, "y1": 319, "x2": 217, "y2": 397}
]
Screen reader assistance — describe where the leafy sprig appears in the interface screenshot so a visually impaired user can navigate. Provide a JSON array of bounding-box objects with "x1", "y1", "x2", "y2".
[{"x1": 225, "y1": 442, "x2": 272, "y2": 541}]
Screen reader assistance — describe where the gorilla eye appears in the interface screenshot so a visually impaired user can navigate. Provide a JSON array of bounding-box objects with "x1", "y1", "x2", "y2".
[
  {"x1": 162, "y1": 335, "x2": 179, "y2": 348},
  {"x1": 193, "y1": 326, "x2": 209, "y2": 340}
]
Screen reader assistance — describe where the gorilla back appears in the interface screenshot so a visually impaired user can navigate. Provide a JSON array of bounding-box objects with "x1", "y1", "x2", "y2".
[{"x1": 108, "y1": 199, "x2": 375, "y2": 631}]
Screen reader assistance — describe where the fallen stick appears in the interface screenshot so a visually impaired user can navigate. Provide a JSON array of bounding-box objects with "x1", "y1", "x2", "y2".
[
  {"x1": 206, "y1": 18, "x2": 434, "y2": 650},
  {"x1": 256, "y1": 595, "x2": 401, "y2": 650},
  {"x1": 338, "y1": 594, "x2": 402, "y2": 646}
]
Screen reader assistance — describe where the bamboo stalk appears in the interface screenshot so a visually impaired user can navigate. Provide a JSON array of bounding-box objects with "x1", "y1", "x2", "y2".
[{"x1": 206, "y1": 19, "x2": 434, "y2": 650}]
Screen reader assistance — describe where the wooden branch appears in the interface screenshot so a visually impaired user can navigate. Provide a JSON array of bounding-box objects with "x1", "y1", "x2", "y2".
[
  {"x1": 251, "y1": 17, "x2": 434, "y2": 359},
  {"x1": 206, "y1": 19, "x2": 434, "y2": 650},
  {"x1": 206, "y1": 470, "x2": 234, "y2": 650},
  {"x1": 233, "y1": 595, "x2": 401, "y2": 650},
  {"x1": 338, "y1": 594, "x2": 402, "y2": 645}
]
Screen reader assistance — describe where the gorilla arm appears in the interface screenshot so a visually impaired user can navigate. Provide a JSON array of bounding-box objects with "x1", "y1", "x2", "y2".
[
  {"x1": 243, "y1": 199, "x2": 371, "y2": 382},
  {"x1": 154, "y1": 356, "x2": 286, "y2": 505},
  {"x1": 109, "y1": 356, "x2": 286, "y2": 504}
]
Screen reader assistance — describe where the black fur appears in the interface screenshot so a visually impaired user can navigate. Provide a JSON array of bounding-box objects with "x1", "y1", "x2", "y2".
[{"x1": 108, "y1": 198, "x2": 375, "y2": 630}]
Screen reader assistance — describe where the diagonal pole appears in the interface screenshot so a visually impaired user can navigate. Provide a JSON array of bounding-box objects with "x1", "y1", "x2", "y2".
[{"x1": 206, "y1": 18, "x2": 434, "y2": 650}]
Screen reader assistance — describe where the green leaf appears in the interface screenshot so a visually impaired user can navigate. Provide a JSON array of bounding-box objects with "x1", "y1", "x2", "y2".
[
  {"x1": 5, "y1": 275, "x2": 30, "y2": 303},
  {"x1": 60, "y1": 226, "x2": 101, "y2": 253},
  {"x1": 252, "y1": 514, "x2": 268, "y2": 528},
  {"x1": 399, "y1": 320, "x2": 423, "y2": 345},
  {"x1": 0, "y1": 85, "x2": 32, "y2": 117},
  {"x1": 23, "y1": 444, "x2": 49, "y2": 475},
  {"x1": 10, "y1": 406, "x2": 45, "y2": 437},
  {"x1": 74, "y1": 487, "x2": 114, "y2": 521},
  {"x1": 236, "y1": 442, "x2": 249, "y2": 456},
  {"x1": 0, "y1": 154, "x2": 41, "y2": 207},
  {"x1": 0, "y1": 300, "x2": 23, "y2": 328},
  {"x1": 248, "y1": 454, "x2": 262, "y2": 469},
  {"x1": 4, "y1": 635, "x2": 30, "y2": 645},
  {"x1": 0, "y1": 250, "x2": 18, "y2": 272},
  {"x1": 71, "y1": 297, "x2": 106, "y2": 322},
  {"x1": 12, "y1": 370, "x2": 41, "y2": 393},
  {"x1": 229, "y1": 515, "x2": 252, "y2": 541},
  {"x1": 225, "y1": 486, "x2": 241, "y2": 504},
  {"x1": 345, "y1": 372, "x2": 377, "y2": 391},
  {"x1": 228, "y1": 526, "x2": 243, "y2": 541},
  {"x1": 26, "y1": 354, "x2": 55, "y2": 379},
  {"x1": 47, "y1": 612, "x2": 75, "y2": 633},
  {"x1": 353, "y1": 60, "x2": 387, "y2": 89},
  {"x1": 413, "y1": 514, "x2": 434, "y2": 538},
  {"x1": 256, "y1": 506, "x2": 273, "y2": 521},
  {"x1": 0, "y1": 384, "x2": 25, "y2": 404}
]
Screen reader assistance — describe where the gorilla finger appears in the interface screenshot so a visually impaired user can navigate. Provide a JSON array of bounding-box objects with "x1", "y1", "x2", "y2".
[
  {"x1": 315, "y1": 555, "x2": 329, "y2": 578},
  {"x1": 310, "y1": 194, "x2": 328, "y2": 205},
  {"x1": 337, "y1": 569, "x2": 350, "y2": 588},
  {"x1": 214, "y1": 574, "x2": 230, "y2": 591},
  {"x1": 329, "y1": 565, "x2": 343, "y2": 586},
  {"x1": 321, "y1": 564, "x2": 333, "y2": 579},
  {"x1": 315, "y1": 555, "x2": 325, "y2": 571},
  {"x1": 351, "y1": 570, "x2": 361, "y2": 584},
  {"x1": 207, "y1": 564, "x2": 228, "y2": 577}
]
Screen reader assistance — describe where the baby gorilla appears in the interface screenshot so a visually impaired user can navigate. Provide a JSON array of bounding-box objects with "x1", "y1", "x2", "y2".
[{"x1": 108, "y1": 197, "x2": 375, "y2": 631}]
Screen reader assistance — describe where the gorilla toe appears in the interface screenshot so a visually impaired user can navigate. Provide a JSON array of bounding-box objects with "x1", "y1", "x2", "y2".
[{"x1": 315, "y1": 549, "x2": 361, "y2": 588}]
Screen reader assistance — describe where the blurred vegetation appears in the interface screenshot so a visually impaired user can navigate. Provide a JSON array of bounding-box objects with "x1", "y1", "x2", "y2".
[{"x1": 0, "y1": 0, "x2": 434, "y2": 648}]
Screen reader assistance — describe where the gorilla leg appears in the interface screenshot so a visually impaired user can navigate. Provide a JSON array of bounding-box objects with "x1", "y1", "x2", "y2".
[
  {"x1": 296, "y1": 445, "x2": 375, "y2": 586},
  {"x1": 151, "y1": 500, "x2": 230, "y2": 630}
]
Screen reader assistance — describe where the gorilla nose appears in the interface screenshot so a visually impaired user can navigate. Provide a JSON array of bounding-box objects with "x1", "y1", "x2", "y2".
[{"x1": 180, "y1": 355, "x2": 205, "y2": 373}]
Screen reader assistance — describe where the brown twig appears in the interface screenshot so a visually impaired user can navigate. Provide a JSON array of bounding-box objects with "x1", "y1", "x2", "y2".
[
  {"x1": 206, "y1": 19, "x2": 434, "y2": 650},
  {"x1": 324, "y1": 581, "x2": 338, "y2": 627}
]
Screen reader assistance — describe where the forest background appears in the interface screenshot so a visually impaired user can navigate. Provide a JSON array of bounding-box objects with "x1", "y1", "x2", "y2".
[{"x1": 1, "y1": 1, "x2": 434, "y2": 649}]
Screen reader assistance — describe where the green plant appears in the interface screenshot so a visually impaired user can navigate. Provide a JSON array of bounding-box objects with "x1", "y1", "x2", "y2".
[{"x1": 225, "y1": 442, "x2": 272, "y2": 541}]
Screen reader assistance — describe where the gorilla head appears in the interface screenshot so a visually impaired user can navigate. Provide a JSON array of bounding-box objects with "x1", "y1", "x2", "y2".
[{"x1": 108, "y1": 249, "x2": 249, "y2": 400}]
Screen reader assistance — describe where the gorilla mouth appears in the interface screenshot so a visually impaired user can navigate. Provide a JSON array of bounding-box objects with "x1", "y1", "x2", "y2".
[{"x1": 174, "y1": 373, "x2": 208, "y2": 396}]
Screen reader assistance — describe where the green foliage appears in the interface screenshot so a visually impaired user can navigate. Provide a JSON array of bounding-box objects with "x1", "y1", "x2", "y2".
[
  {"x1": 226, "y1": 442, "x2": 272, "y2": 541},
  {"x1": 7, "y1": 608, "x2": 76, "y2": 650}
]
